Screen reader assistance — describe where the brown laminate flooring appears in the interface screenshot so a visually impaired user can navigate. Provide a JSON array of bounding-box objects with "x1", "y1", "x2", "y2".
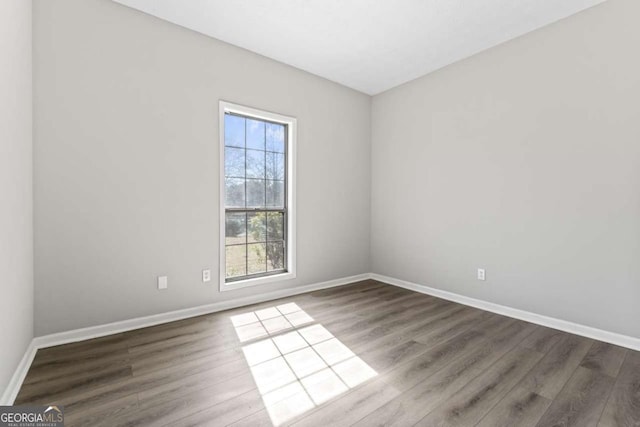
[{"x1": 15, "y1": 280, "x2": 640, "y2": 426}]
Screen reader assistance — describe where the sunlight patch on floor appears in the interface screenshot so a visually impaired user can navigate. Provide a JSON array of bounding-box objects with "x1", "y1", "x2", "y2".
[{"x1": 231, "y1": 303, "x2": 378, "y2": 426}]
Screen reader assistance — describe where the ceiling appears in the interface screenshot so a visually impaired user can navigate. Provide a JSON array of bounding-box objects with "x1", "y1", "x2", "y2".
[{"x1": 112, "y1": 0, "x2": 605, "y2": 95}]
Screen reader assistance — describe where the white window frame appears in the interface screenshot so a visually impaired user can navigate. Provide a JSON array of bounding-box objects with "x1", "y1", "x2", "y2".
[{"x1": 219, "y1": 101, "x2": 297, "y2": 291}]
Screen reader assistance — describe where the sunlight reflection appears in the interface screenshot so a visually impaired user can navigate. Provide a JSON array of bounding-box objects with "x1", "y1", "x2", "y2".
[{"x1": 231, "y1": 303, "x2": 378, "y2": 426}]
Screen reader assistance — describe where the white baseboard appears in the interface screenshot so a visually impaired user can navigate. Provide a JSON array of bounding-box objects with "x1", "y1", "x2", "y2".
[
  {"x1": 33, "y1": 271, "x2": 640, "y2": 352},
  {"x1": 2, "y1": 273, "x2": 369, "y2": 404},
  {"x1": 4, "y1": 271, "x2": 638, "y2": 405},
  {"x1": 34, "y1": 273, "x2": 371, "y2": 349},
  {"x1": 370, "y1": 273, "x2": 640, "y2": 351},
  {"x1": 1, "y1": 340, "x2": 37, "y2": 405}
]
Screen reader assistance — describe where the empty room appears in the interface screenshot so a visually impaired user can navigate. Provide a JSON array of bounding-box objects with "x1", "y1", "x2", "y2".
[{"x1": 2, "y1": 0, "x2": 639, "y2": 426}]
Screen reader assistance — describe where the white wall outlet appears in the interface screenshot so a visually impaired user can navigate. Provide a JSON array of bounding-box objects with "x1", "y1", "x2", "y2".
[
  {"x1": 477, "y1": 268, "x2": 486, "y2": 281},
  {"x1": 202, "y1": 269, "x2": 211, "y2": 283},
  {"x1": 158, "y1": 276, "x2": 168, "y2": 290}
]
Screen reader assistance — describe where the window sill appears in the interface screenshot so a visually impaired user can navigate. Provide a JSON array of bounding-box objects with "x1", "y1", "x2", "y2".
[{"x1": 220, "y1": 271, "x2": 296, "y2": 292}]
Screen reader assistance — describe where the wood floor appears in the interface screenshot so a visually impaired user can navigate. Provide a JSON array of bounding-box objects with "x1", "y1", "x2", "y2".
[{"x1": 15, "y1": 280, "x2": 640, "y2": 426}]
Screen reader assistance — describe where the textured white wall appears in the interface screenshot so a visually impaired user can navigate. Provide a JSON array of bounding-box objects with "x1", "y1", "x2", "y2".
[
  {"x1": 33, "y1": 0, "x2": 371, "y2": 335},
  {"x1": 0, "y1": 0, "x2": 33, "y2": 396},
  {"x1": 371, "y1": 0, "x2": 640, "y2": 337}
]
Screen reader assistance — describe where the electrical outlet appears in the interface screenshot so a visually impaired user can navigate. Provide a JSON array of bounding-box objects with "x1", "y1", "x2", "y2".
[
  {"x1": 477, "y1": 269, "x2": 486, "y2": 281},
  {"x1": 202, "y1": 269, "x2": 211, "y2": 283},
  {"x1": 158, "y1": 276, "x2": 168, "y2": 290}
]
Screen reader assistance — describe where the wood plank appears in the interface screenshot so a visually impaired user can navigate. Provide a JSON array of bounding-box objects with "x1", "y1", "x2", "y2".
[
  {"x1": 413, "y1": 346, "x2": 543, "y2": 427},
  {"x1": 135, "y1": 358, "x2": 251, "y2": 405},
  {"x1": 289, "y1": 377, "x2": 401, "y2": 427},
  {"x1": 536, "y1": 366, "x2": 615, "y2": 427},
  {"x1": 336, "y1": 300, "x2": 464, "y2": 352},
  {"x1": 92, "y1": 373, "x2": 260, "y2": 427},
  {"x1": 279, "y1": 328, "x2": 489, "y2": 427},
  {"x1": 412, "y1": 308, "x2": 492, "y2": 345},
  {"x1": 227, "y1": 409, "x2": 276, "y2": 427},
  {"x1": 31, "y1": 333, "x2": 129, "y2": 365},
  {"x1": 352, "y1": 323, "x2": 539, "y2": 427},
  {"x1": 598, "y1": 351, "x2": 640, "y2": 427},
  {"x1": 16, "y1": 364, "x2": 133, "y2": 404},
  {"x1": 518, "y1": 334, "x2": 594, "y2": 399},
  {"x1": 130, "y1": 345, "x2": 243, "y2": 377},
  {"x1": 23, "y1": 350, "x2": 251, "y2": 414},
  {"x1": 63, "y1": 394, "x2": 139, "y2": 427},
  {"x1": 579, "y1": 341, "x2": 627, "y2": 378},
  {"x1": 475, "y1": 386, "x2": 551, "y2": 427},
  {"x1": 520, "y1": 326, "x2": 568, "y2": 354},
  {"x1": 168, "y1": 389, "x2": 266, "y2": 427},
  {"x1": 21, "y1": 353, "x2": 132, "y2": 387},
  {"x1": 381, "y1": 329, "x2": 488, "y2": 392}
]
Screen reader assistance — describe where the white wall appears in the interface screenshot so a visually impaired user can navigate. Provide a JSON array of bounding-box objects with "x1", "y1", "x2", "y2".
[
  {"x1": 33, "y1": 0, "x2": 640, "y2": 341},
  {"x1": 33, "y1": 0, "x2": 371, "y2": 335},
  {"x1": 0, "y1": 0, "x2": 34, "y2": 396},
  {"x1": 372, "y1": 0, "x2": 640, "y2": 338}
]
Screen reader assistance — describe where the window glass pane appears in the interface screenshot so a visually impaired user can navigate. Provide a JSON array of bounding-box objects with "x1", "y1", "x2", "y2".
[
  {"x1": 226, "y1": 245, "x2": 247, "y2": 278},
  {"x1": 247, "y1": 179, "x2": 266, "y2": 207},
  {"x1": 266, "y1": 152, "x2": 285, "y2": 180},
  {"x1": 247, "y1": 212, "x2": 267, "y2": 243},
  {"x1": 266, "y1": 123, "x2": 285, "y2": 153},
  {"x1": 266, "y1": 180, "x2": 284, "y2": 208},
  {"x1": 225, "y1": 178, "x2": 245, "y2": 208},
  {"x1": 225, "y1": 147, "x2": 245, "y2": 178},
  {"x1": 225, "y1": 212, "x2": 246, "y2": 245},
  {"x1": 246, "y1": 119, "x2": 265, "y2": 150},
  {"x1": 223, "y1": 110, "x2": 290, "y2": 283},
  {"x1": 248, "y1": 243, "x2": 267, "y2": 275},
  {"x1": 225, "y1": 114, "x2": 245, "y2": 148},
  {"x1": 267, "y1": 242, "x2": 285, "y2": 271},
  {"x1": 246, "y1": 149, "x2": 265, "y2": 179},
  {"x1": 267, "y1": 212, "x2": 284, "y2": 241}
]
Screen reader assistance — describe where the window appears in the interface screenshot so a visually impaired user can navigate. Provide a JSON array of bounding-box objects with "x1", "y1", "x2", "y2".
[{"x1": 219, "y1": 101, "x2": 296, "y2": 290}]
